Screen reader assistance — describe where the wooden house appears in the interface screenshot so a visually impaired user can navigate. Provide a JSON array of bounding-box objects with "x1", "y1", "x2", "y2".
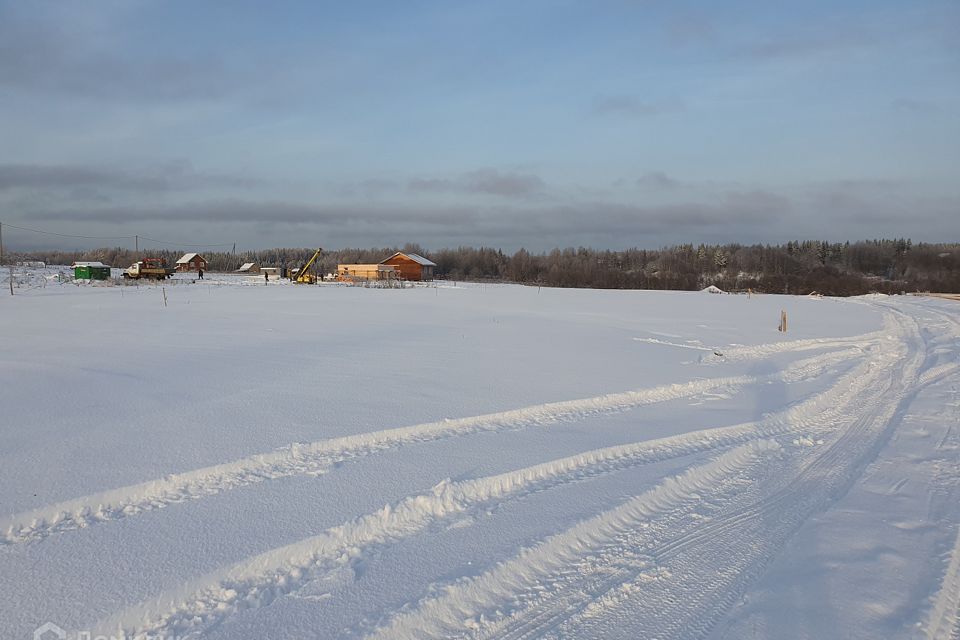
[
  {"x1": 236, "y1": 262, "x2": 260, "y2": 273},
  {"x1": 176, "y1": 253, "x2": 207, "y2": 272},
  {"x1": 337, "y1": 264, "x2": 396, "y2": 281},
  {"x1": 379, "y1": 252, "x2": 435, "y2": 281}
]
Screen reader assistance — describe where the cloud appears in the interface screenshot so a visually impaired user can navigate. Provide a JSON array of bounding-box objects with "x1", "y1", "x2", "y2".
[
  {"x1": 408, "y1": 169, "x2": 545, "y2": 198},
  {"x1": 26, "y1": 188, "x2": 786, "y2": 238},
  {"x1": 635, "y1": 172, "x2": 681, "y2": 189},
  {"x1": 30, "y1": 199, "x2": 479, "y2": 228},
  {"x1": 591, "y1": 96, "x2": 684, "y2": 118},
  {"x1": 0, "y1": 5, "x2": 243, "y2": 103},
  {"x1": 0, "y1": 162, "x2": 260, "y2": 193}
]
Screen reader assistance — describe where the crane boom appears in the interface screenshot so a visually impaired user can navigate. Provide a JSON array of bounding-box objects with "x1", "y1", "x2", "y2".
[{"x1": 292, "y1": 248, "x2": 322, "y2": 283}]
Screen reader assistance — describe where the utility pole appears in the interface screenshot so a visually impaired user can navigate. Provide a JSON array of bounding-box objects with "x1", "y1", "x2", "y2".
[
  {"x1": 0, "y1": 220, "x2": 4, "y2": 266},
  {"x1": 135, "y1": 234, "x2": 138, "y2": 253}
]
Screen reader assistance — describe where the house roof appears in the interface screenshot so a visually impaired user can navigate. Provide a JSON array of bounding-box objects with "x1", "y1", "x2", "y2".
[
  {"x1": 176, "y1": 253, "x2": 204, "y2": 264},
  {"x1": 237, "y1": 262, "x2": 257, "y2": 271},
  {"x1": 381, "y1": 252, "x2": 436, "y2": 267}
]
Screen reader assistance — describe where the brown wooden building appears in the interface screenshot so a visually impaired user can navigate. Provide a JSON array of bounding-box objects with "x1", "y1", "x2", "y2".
[
  {"x1": 176, "y1": 253, "x2": 207, "y2": 272},
  {"x1": 337, "y1": 264, "x2": 396, "y2": 281},
  {"x1": 379, "y1": 252, "x2": 435, "y2": 281}
]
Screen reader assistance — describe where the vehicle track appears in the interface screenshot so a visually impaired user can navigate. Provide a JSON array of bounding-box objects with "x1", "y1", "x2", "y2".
[
  {"x1": 1, "y1": 345, "x2": 866, "y2": 546},
  {"x1": 93, "y1": 441, "x2": 781, "y2": 639},
  {"x1": 365, "y1": 306, "x2": 927, "y2": 639},
  {"x1": 364, "y1": 444, "x2": 777, "y2": 640},
  {"x1": 557, "y1": 307, "x2": 927, "y2": 639},
  {"x1": 89, "y1": 318, "x2": 901, "y2": 638}
]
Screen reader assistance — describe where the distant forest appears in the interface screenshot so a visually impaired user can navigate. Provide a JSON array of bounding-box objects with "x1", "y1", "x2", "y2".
[{"x1": 15, "y1": 239, "x2": 960, "y2": 295}]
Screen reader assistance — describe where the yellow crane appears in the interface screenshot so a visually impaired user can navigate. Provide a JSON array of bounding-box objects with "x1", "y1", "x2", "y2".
[{"x1": 290, "y1": 248, "x2": 322, "y2": 284}]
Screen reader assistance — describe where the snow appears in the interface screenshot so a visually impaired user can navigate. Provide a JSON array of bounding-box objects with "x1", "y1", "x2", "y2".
[{"x1": 0, "y1": 272, "x2": 958, "y2": 639}]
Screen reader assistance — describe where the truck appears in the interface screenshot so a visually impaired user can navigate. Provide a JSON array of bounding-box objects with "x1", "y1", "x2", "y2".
[{"x1": 122, "y1": 258, "x2": 175, "y2": 280}]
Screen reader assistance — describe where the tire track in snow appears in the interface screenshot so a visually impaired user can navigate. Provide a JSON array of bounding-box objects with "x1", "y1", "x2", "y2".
[
  {"x1": 699, "y1": 326, "x2": 886, "y2": 363},
  {"x1": 0, "y1": 346, "x2": 864, "y2": 546},
  {"x1": 924, "y1": 367, "x2": 960, "y2": 640},
  {"x1": 361, "y1": 442, "x2": 780, "y2": 640},
  {"x1": 558, "y1": 307, "x2": 926, "y2": 640},
  {"x1": 366, "y1": 307, "x2": 925, "y2": 639},
  {"x1": 926, "y1": 520, "x2": 960, "y2": 640},
  {"x1": 90, "y1": 320, "x2": 906, "y2": 637},
  {"x1": 93, "y1": 441, "x2": 781, "y2": 639}
]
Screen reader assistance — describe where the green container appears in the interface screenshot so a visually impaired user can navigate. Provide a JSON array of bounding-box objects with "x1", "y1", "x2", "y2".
[{"x1": 74, "y1": 265, "x2": 111, "y2": 280}]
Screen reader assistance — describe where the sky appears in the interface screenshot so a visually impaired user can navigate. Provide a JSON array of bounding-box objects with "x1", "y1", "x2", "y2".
[{"x1": 0, "y1": 0, "x2": 957, "y2": 253}]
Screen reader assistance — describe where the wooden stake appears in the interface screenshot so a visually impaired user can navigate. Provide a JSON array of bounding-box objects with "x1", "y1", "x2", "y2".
[{"x1": 778, "y1": 309, "x2": 787, "y2": 332}]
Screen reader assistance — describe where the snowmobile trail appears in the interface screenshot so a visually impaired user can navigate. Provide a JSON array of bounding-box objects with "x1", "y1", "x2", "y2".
[{"x1": 1, "y1": 346, "x2": 863, "y2": 546}]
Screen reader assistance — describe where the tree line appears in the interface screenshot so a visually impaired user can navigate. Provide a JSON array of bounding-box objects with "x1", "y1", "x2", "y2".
[{"x1": 12, "y1": 238, "x2": 960, "y2": 295}]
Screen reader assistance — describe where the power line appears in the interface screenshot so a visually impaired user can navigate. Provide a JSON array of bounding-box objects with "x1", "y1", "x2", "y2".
[{"x1": 0, "y1": 221, "x2": 135, "y2": 240}]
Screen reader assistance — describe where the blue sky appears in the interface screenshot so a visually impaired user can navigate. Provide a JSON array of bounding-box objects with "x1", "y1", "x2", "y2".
[{"x1": 0, "y1": 0, "x2": 957, "y2": 252}]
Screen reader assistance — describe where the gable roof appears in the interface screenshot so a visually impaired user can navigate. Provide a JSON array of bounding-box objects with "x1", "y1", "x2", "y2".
[
  {"x1": 237, "y1": 262, "x2": 257, "y2": 272},
  {"x1": 381, "y1": 252, "x2": 436, "y2": 267},
  {"x1": 176, "y1": 252, "x2": 204, "y2": 264}
]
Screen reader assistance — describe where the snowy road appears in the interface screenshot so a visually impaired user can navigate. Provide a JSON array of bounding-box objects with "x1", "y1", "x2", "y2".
[{"x1": 1, "y1": 278, "x2": 957, "y2": 639}]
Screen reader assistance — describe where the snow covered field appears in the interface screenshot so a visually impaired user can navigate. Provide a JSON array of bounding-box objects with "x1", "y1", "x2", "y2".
[{"x1": 1, "y1": 273, "x2": 958, "y2": 640}]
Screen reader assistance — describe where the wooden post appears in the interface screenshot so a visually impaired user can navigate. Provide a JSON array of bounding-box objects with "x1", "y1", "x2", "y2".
[
  {"x1": 778, "y1": 310, "x2": 787, "y2": 332},
  {"x1": 162, "y1": 287, "x2": 167, "y2": 307},
  {"x1": 9, "y1": 265, "x2": 13, "y2": 296}
]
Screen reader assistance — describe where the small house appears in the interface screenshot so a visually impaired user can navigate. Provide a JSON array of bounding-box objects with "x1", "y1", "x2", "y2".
[
  {"x1": 176, "y1": 253, "x2": 207, "y2": 272},
  {"x1": 379, "y1": 252, "x2": 435, "y2": 281},
  {"x1": 236, "y1": 262, "x2": 260, "y2": 274},
  {"x1": 72, "y1": 261, "x2": 111, "y2": 280}
]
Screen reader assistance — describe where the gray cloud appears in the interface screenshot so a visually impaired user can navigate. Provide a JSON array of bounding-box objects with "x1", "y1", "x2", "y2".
[
  {"x1": 0, "y1": 162, "x2": 260, "y2": 193},
  {"x1": 30, "y1": 199, "x2": 479, "y2": 228},
  {"x1": 591, "y1": 96, "x2": 684, "y2": 118},
  {"x1": 25, "y1": 189, "x2": 785, "y2": 240},
  {"x1": 408, "y1": 169, "x2": 545, "y2": 198},
  {"x1": 635, "y1": 172, "x2": 681, "y2": 189},
  {"x1": 0, "y1": 6, "x2": 243, "y2": 103}
]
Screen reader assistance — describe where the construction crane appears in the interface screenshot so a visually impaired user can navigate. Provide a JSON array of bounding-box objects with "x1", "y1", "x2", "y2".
[{"x1": 290, "y1": 248, "x2": 322, "y2": 284}]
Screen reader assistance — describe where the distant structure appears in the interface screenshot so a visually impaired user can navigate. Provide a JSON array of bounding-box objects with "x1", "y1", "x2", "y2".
[
  {"x1": 337, "y1": 264, "x2": 396, "y2": 281},
  {"x1": 176, "y1": 253, "x2": 207, "y2": 273},
  {"x1": 379, "y1": 252, "x2": 435, "y2": 281},
  {"x1": 72, "y1": 261, "x2": 110, "y2": 280},
  {"x1": 236, "y1": 262, "x2": 260, "y2": 274}
]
